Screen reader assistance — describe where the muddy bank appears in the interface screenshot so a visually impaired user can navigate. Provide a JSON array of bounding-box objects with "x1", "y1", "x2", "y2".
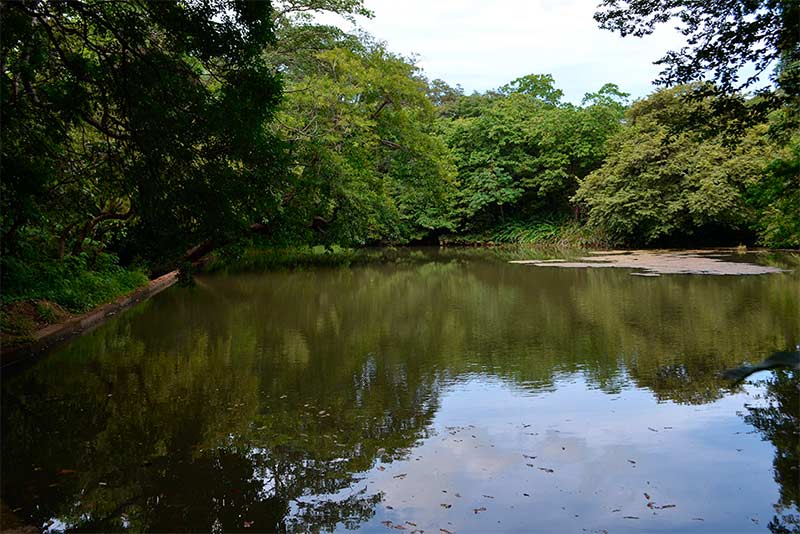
[
  {"x1": 510, "y1": 250, "x2": 792, "y2": 276},
  {"x1": 0, "y1": 271, "x2": 178, "y2": 368}
]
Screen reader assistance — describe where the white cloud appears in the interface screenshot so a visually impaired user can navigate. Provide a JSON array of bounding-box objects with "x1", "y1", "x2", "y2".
[{"x1": 317, "y1": 0, "x2": 689, "y2": 104}]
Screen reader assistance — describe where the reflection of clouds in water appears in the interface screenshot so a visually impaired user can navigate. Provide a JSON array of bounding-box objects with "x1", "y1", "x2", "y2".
[{"x1": 358, "y1": 377, "x2": 778, "y2": 533}]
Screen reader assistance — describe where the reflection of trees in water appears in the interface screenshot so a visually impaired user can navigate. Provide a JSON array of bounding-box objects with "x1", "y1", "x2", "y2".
[
  {"x1": 743, "y1": 370, "x2": 799, "y2": 534},
  {"x1": 209, "y1": 258, "x2": 798, "y2": 405},
  {"x1": 2, "y1": 253, "x2": 799, "y2": 531},
  {"x1": 1, "y1": 316, "x2": 439, "y2": 532}
]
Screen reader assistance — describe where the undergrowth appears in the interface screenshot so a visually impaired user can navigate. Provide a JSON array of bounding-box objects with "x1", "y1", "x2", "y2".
[
  {"x1": 1, "y1": 253, "x2": 148, "y2": 313},
  {"x1": 441, "y1": 218, "x2": 611, "y2": 248}
]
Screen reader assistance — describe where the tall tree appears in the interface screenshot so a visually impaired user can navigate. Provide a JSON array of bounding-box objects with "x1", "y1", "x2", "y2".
[
  {"x1": 574, "y1": 85, "x2": 772, "y2": 245},
  {"x1": 1, "y1": 0, "x2": 284, "y2": 267},
  {"x1": 264, "y1": 8, "x2": 458, "y2": 245},
  {"x1": 439, "y1": 77, "x2": 627, "y2": 230}
]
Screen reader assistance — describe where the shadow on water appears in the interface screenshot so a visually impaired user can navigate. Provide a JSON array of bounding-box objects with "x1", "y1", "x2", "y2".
[
  {"x1": 742, "y1": 370, "x2": 800, "y2": 534},
  {"x1": 1, "y1": 248, "x2": 799, "y2": 532}
]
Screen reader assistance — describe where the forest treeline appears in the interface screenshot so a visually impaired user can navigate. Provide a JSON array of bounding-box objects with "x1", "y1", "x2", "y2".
[{"x1": 1, "y1": 0, "x2": 799, "y2": 317}]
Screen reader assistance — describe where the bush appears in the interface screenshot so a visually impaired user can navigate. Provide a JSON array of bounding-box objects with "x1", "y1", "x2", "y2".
[{"x1": 1, "y1": 253, "x2": 148, "y2": 313}]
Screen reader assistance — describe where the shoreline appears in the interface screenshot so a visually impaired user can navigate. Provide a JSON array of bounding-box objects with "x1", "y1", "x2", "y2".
[
  {"x1": 2, "y1": 245, "x2": 796, "y2": 368},
  {"x1": 0, "y1": 270, "x2": 178, "y2": 369}
]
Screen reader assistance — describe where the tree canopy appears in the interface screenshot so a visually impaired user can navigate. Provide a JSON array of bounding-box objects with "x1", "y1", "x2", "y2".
[
  {"x1": 1, "y1": 0, "x2": 798, "y2": 319},
  {"x1": 594, "y1": 0, "x2": 800, "y2": 96},
  {"x1": 1, "y1": 0, "x2": 284, "y2": 269}
]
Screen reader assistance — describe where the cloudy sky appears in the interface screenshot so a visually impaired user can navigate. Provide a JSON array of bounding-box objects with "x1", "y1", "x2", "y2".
[{"x1": 318, "y1": 0, "x2": 689, "y2": 104}]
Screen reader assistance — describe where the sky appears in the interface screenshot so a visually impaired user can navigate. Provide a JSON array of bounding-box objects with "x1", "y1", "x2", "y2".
[{"x1": 317, "y1": 0, "x2": 690, "y2": 105}]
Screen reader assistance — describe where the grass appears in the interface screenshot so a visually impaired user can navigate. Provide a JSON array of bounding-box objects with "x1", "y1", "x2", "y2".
[
  {"x1": 440, "y1": 218, "x2": 611, "y2": 249},
  {"x1": 1, "y1": 253, "x2": 149, "y2": 348},
  {"x1": 204, "y1": 245, "x2": 377, "y2": 273},
  {"x1": 1, "y1": 253, "x2": 148, "y2": 313}
]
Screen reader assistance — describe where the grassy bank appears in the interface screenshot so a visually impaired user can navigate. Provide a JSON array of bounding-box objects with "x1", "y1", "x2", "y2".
[
  {"x1": 440, "y1": 219, "x2": 611, "y2": 248},
  {"x1": 1, "y1": 253, "x2": 148, "y2": 348}
]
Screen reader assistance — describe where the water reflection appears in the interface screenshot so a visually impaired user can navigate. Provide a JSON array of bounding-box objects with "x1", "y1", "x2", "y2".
[
  {"x1": 743, "y1": 370, "x2": 799, "y2": 534},
  {"x1": 1, "y1": 249, "x2": 798, "y2": 532}
]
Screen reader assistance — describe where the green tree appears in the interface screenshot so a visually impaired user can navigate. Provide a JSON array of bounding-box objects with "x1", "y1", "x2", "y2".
[
  {"x1": 746, "y1": 109, "x2": 800, "y2": 248},
  {"x1": 438, "y1": 76, "x2": 627, "y2": 231},
  {"x1": 0, "y1": 0, "x2": 284, "y2": 270},
  {"x1": 594, "y1": 0, "x2": 800, "y2": 95},
  {"x1": 574, "y1": 85, "x2": 776, "y2": 245},
  {"x1": 267, "y1": 32, "x2": 458, "y2": 245}
]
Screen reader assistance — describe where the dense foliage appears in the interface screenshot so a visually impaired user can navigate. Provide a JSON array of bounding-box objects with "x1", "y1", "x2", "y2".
[
  {"x1": 1, "y1": 0, "x2": 798, "y2": 326},
  {"x1": 268, "y1": 31, "x2": 458, "y2": 245},
  {"x1": 438, "y1": 78, "x2": 628, "y2": 236},
  {"x1": 594, "y1": 0, "x2": 800, "y2": 96},
  {"x1": 575, "y1": 85, "x2": 769, "y2": 245},
  {"x1": 1, "y1": 0, "x2": 284, "y2": 268}
]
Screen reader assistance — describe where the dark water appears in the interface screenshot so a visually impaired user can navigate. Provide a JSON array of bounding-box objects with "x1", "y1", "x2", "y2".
[{"x1": 2, "y1": 249, "x2": 799, "y2": 533}]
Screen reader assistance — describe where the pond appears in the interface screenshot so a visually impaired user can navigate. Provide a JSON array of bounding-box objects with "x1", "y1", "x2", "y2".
[{"x1": 2, "y1": 248, "x2": 799, "y2": 533}]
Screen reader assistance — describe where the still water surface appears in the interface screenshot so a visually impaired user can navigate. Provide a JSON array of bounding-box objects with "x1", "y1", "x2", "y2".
[{"x1": 2, "y1": 249, "x2": 799, "y2": 533}]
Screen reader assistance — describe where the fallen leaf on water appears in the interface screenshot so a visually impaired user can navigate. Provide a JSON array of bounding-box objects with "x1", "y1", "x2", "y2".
[
  {"x1": 393, "y1": 526, "x2": 406, "y2": 530},
  {"x1": 473, "y1": 507, "x2": 487, "y2": 514},
  {"x1": 381, "y1": 521, "x2": 394, "y2": 528},
  {"x1": 393, "y1": 473, "x2": 407, "y2": 479}
]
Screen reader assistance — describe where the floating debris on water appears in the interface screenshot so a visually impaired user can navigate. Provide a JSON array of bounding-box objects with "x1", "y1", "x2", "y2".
[{"x1": 510, "y1": 250, "x2": 789, "y2": 276}]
